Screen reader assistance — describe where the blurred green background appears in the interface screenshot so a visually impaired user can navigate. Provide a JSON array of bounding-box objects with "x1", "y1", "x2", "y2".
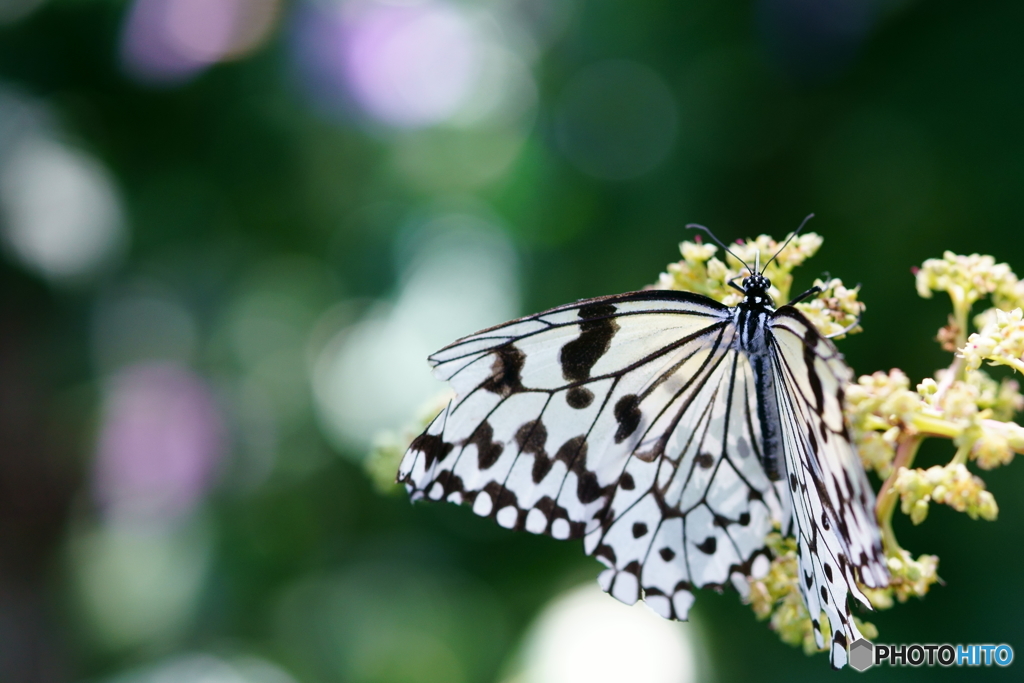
[{"x1": 1, "y1": 0, "x2": 1022, "y2": 681}]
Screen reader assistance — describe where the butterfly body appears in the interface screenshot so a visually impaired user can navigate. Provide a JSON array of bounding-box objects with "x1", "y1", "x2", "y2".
[
  {"x1": 733, "y1": 273, "x2": 785, "y2": 482},
  {"x1": 398, "y1": 269, "x2": 887, "y2": 669}
]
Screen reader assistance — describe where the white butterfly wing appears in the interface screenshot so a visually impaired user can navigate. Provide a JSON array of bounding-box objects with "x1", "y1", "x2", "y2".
[
  {"x1": 398, "y1": 290, "x2": 784, "y2": 620},
  {"x1": 769, "y1": 306, "x2": 888, "y2": 668}
]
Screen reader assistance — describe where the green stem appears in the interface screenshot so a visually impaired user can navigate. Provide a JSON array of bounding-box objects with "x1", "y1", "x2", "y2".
[
  {"x1": 952, "y1": 298, "x2": 972, "y2": 382},
  {"x1": 997, "y1": 357, "x2": 1024, "y2": 375},
  {"x1": 910, "y1": 412, "x2": 962, "y2": 439},
  {"x1": 950, "y1": 436, "x2": 975, "y2": 466},
  {"x1": 876, "y1": 435, "x2": 923, "y2": 557}
]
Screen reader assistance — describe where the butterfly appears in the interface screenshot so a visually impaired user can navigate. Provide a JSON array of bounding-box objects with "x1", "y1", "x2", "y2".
[{"x1": 396, "y1": 225, "x2": 889, "y2": 668}]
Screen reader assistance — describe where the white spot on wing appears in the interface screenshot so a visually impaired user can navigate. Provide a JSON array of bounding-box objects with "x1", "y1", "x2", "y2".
[
  {"x1": 551, "y1": 518, "x2": 571, "y2": 540},
  {"x1": 671, "y1": 590, "x2": 694, "y2": 620},
  {"x1": 525, "y1": 508, "x2": 548, "y2": 534},
  {"x1": 473, "y1": 491, "x2": 493, "y2": 516},
  {"x1": 751, "y1": 553, "x2": 770, "y2": 579},
  {"x1": 496, "y1": 505, "x2": 518, "y2": 528}
]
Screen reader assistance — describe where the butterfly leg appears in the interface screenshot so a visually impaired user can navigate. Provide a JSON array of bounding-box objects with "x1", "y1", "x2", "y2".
[
  {"x1": 824, "y1": 316, "x2": 861, "y2": 339},
  {"x1": 786, "y1": 286, "x2": 822, "y2": 306}
]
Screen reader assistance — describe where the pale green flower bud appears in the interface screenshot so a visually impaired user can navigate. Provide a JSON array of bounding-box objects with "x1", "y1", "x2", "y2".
[
  {"x1": 972, "y1": 429, "x2": 1013, "y2": 470},
  {"x1": 706, "y1": 256, "x2": 729, "y2": 282},
  {"x1": 1002, "y1": 420, "x2": 1024, "y2": 451},
  {"x1": 939, "y1": 379, "x2": 980, "y2": 423},
  {"x1": 856, "y1": 430, "x2": 896, "y2": 478},
  {"x1": 885, "y1": 550, "x2": 940, "y2": 603},
  {"x1": 977, "y1": 490, "x2": 999, "y2": 521},
  {"x1": 993, "y1": 274, "x2": 1024, "y2": 311},
  {"x1": 793, "y1": 277, "x2": 865, "y2": 338},
  {"x1": 961, "y1": 307, "x2": 1024, "y2": 374},
  {"x1": 910, "y1": 499, "x2": 930, "y2": 525},
  {"x1": 917, "y1": 377, "x2": 939, "y2": 396},
  {"x1": 967, "y1": 370, "x2": 1024, "y2": 422},
  {"x1": 681, "y1": 241, "x2": 718, "y2": 264}
]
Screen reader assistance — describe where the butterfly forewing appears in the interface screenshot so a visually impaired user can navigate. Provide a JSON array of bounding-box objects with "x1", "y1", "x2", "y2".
[
  {"x1": 398, "y1": 291, "x2": 784, "y2": 621},
  {"x1": 769, "y1": 307, "x2": 887, "y2": 668}
]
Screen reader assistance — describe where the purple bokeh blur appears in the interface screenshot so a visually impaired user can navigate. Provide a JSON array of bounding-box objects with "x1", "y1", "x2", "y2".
[
  {"x1": 93, "y1": 362, "x2": 227, "y2": 523},
  {"x1": 121, "y1": 0, "x2": 279, "y2": 85},
  {"x1": 291, "y1": 0, "x2": 480, "y2": 127}
]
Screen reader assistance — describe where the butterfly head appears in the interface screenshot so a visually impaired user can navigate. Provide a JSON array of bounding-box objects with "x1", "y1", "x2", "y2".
[
  {"x1": 741, "y1": 272, "x2": 774, "y2": 307},
  {"x1": 742, "y1": 272, "x2": 771, "y2": 295}
]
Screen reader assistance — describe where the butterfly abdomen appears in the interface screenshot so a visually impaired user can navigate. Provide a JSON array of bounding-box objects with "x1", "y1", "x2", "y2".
[
  {"x1": 735, "y1": 302, "x2": 784, "y2": 482},
  {"x1": 750, "y1": 353, "x2": 784, "y2": 481}
]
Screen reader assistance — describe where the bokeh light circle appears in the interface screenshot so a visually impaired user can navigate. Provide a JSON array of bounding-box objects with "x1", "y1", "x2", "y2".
[
  {"x1": 0, "y1": 0, "x2": 46, "y2": 25},
  {"x1": 0, "y1": 134, "x2": 127, "y2": 282},
  {"x1": 94, "y1": 362, "x2": 227, "y2": 524},
  {"x1": 102, "y1": 652, "x2": 297, "y2": 683},
  {"x1": 313, "y1": 211, "x2": 519, "y2": 452},
  {"x1": 91, "y1": 285, "x2": 198, "y2": 374},
  {"x1": 343, "y1": 0, "x2": 481, "y2": 127},
  {"x1": 514, "y1": 583, "x2": 700, "y2": 683},
  {"x1": 121, "y1": 0, "x2": 281, "y2": 84},
  {"x1": 70, "y1": 516, "x2": 215, "y2": 651},
  {"x1": 555, "y1": 60, "x2": 678, "y2": 181},
  {"x1": 291, "y1": 0, "x2": 540, "y2": 132}
]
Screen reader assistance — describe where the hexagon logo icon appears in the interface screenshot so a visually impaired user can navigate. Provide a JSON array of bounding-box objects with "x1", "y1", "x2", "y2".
[{"x1": 849, "y1": 638, "x2": 875, "y2": 672}]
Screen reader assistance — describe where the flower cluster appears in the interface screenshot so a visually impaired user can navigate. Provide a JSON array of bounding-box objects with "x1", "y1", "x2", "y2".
[
  {"x1": 844, "y1": 249, "x2": 1024, "y2": 614},
  {"x1": 866, "y1": 550, "x2": 940, "y2": 607},
  {"x1": 747, "y1": 533, "x2": 878, "y2": 654},
  {"x1": 748, "y1": 534, "x2": 828, "y2": 654},
  {"x1": 962, "y1": 307, "x2": 1024, "y2": 375},
  {"x1": 792, "y1": 278, "x2": 864, "y2": 339},
  {"x1": 915, "y1": 251, "x2": 1018, "y2": 311},
  {"x1": 655, "y1": 233, "x2": 863, "y2": 336},
  {"x1": 846, "y1": 370, "x2": 922, "y2": 478},
  {"x1": 654, "y1": 239, "x2": 741, "y2": 303},
  {"x1": 894, "y1": 463, "x2": 997, "y2": 524},
  {"x1": 847, "y1": 367, "x2": 1024, "y2": 476}
]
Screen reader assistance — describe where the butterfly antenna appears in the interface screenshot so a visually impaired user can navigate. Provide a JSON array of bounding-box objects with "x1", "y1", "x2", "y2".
[
  {"x1": 686, "y1": 223, "x2": 753, "y2": 274},
  {"x1": 760, "y1": 213, "x2": 814, "y2": 274}
]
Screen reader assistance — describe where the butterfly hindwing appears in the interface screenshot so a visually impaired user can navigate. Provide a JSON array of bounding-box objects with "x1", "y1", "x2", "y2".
[
  {"x1": 769, "y1": 306, "x2": 887, "y2": 668},
  {"x1": 592, "y1": 344, "x2": 781, "y2": 619},
  {"x1": 398, "y1": 290, "x2": 783, "y2": 620}
]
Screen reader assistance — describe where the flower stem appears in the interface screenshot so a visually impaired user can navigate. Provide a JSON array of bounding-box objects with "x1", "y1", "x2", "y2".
[
  {"x1": 997, "y1": 357, "x2": 1024, "y2": 375},
  {"x1": 953, "y1": 300, "x2": 971, "y2": 381},
  {"x1": 950, "y1": 437, "x2": 974, "y2": 467},
  {"x1": 876, "y1": 435, "x2": 923, "y2": 557},
  {"x1": 910, "y1": 413, "x2": 962, "y2": 439}
]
